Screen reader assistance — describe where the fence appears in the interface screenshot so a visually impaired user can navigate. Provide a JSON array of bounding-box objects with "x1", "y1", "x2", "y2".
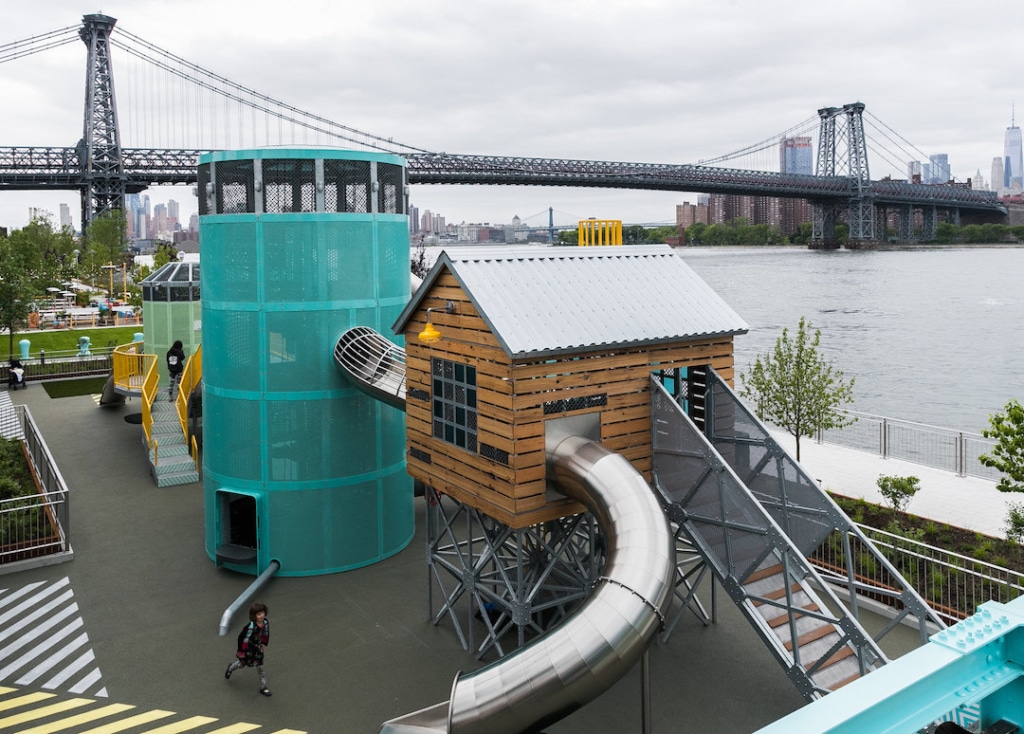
[
  {"x1": 817, "y1": 411, "x2": 999, "y2": 481},
  {"x1": 812, "y1": 523, "x2": 1024, "y2": 627},
  {"x1": 0, "y1": 403, "x2": 73, "y2": 573},
  {"x1": 2, "y1": 347, "x2": 115, "y2": 384}
]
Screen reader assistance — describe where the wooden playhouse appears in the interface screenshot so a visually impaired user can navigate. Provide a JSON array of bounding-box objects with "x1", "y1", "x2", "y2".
[{"x1": 393, "y1": 244, "x2": 749, "y2": 529}]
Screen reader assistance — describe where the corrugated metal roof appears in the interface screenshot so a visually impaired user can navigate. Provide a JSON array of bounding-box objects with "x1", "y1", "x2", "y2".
[{"x1": 395, "y1": 244, "x2": 748, "y2": 360}]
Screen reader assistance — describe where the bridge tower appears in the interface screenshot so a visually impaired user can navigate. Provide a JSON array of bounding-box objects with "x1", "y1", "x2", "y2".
[
  {"x1": 79, "y1": 14, "x2": 126, "y2": 228},
  {"x1": 811, "y1": 102, "x2": 875, "y2": 248}
]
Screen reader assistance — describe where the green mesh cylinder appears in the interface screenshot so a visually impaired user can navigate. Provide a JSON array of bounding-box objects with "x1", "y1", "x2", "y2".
[{"x1": 198, "y1": 148, "x2": 412, "y2": 576}]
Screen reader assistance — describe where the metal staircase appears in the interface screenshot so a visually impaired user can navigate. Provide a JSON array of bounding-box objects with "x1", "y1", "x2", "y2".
[
  {"x1": 650, "y1": 371, "x2": 945, "y2": 699},
  {"x1": 147, "y1": 398, "x2": 199, "y2": 487}
]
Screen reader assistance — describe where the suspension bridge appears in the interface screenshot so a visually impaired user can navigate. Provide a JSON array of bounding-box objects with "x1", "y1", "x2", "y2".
[{"x1": 0, "y1": 14, "x2": 1007, "y2": 246}]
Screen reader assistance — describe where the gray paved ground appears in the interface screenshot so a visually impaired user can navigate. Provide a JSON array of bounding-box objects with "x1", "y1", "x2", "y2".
[{"x1": 3, "y1": 383, "x2": 951, "y2": 733}]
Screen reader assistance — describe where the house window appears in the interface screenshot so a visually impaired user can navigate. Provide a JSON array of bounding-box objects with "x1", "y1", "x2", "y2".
[{"x1": 431, "y1": 357, "x2": 477, "y2": 453}]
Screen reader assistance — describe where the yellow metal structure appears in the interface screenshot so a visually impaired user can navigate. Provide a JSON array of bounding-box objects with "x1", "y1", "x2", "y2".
[{"x1": 577, "y1": 219, "x2": 623, "y2": 246}]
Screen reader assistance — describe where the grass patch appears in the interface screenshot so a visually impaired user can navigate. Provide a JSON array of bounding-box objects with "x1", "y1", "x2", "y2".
[
  {"x1": 41, "y1": 377, "x2": 109, "y2": 399},
  {"x1": 4, "y1": 327, "x2": 141, "y2": 360}
]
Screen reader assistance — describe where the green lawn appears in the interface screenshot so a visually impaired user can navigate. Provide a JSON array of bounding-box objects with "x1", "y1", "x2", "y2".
[{"x1": 5, "y1": 327, "x2": 141, "y2": 360}]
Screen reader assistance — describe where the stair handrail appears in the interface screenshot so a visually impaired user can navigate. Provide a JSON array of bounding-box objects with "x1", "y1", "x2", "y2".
[
  {"x1": 651, "y1": 377, "x2": 886, "y2": 699},
  {"x1": 699, "y1": 368, "x2": 946, "y2": 643}
]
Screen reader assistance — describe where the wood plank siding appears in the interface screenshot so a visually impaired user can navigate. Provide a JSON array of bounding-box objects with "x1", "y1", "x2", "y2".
[{"x1": 402, "y1": 272, "x2": 737, "y2": 529}]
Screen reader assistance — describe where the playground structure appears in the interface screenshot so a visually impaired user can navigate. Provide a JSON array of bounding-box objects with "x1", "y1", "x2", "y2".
[{"x1": 104, "y1": 145, "x2": 1009, "y2": 731}]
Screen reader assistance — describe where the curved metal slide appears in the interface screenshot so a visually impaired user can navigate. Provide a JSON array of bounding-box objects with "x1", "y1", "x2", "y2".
[{"x1": 335, "y1": 328, "x2": 675, "y2": 734}]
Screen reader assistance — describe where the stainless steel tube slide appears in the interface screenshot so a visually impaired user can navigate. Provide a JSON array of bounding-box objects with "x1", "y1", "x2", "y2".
[{"x1": 380, "y1": 433, "x2": 674, "y2": 733}]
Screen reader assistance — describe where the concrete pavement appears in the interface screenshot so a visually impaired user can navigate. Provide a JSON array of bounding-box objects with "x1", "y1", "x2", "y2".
[
  {"x1": 770, "y1": 430, "x2": 1009, "y2": 539},
  {"x1": 1, "y1": 383, "x2": 951, "y2": 733}
]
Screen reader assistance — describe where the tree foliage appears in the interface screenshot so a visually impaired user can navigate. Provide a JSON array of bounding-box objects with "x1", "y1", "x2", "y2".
[
  {"x1": 980, "y1": 399, "x2": 1024, "y2": 494},
  {"x1": 739, "y1": 317, "x2": 856, "y2": 460},
  {"x1": 80, "y1": 210, "x2": 128, "y2": 288},
  {"x1": 876, "y1": 474, "x2": 921, "y2": 516},
  {"x1": 0, "y1": 235, "x2": 37, "y2": 359}
]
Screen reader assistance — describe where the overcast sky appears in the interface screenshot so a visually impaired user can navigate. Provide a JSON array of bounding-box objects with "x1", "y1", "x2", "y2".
[{"x1": 2, "y1": 0, "x2": 1021, "y2": 233}]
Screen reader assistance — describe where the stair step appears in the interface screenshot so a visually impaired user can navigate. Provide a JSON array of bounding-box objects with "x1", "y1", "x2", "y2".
[
  {"x1": 754, "y1": 583, "x2": 803, "y2": 604},
  {"x1": 783, "y1": 622, "x2": 839, "y2": 651},
  {"x1": 766, "y1": 604, "x2": 821, "y2": 628},
  {"x1": 746, "y1": 564, "x2": 784, "y2": 583},
  {"x1": 155, "y1": 470, "x2": 200, "y2": 487}
]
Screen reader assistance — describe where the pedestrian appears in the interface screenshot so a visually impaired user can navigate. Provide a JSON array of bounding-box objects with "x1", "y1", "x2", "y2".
[
  {"x1": 166, "y1": 339, "x2": 185, "y2": 401},
  {"x1": 225, "y1": 601, "x2": 271, "y2": 696}
]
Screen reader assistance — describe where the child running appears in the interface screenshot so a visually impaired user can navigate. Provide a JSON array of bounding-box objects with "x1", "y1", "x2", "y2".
[{"x1": 225, "y1": 601, "x2": 271, "y2": 696}]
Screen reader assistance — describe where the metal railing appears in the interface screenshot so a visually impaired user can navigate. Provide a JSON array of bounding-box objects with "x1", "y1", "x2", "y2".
[
  {"x1": 0, "y1": 404, "x2": 73, "y2": 573},
  {"x1": 811, "y1": 524, "x2": 1024, "y2": 627},
  {"x1": 2, "y1": 347, "x2": 115, "y2": 383},
  {"x1": 817, "y1": 411, "x2": 999, "y2": 481}
]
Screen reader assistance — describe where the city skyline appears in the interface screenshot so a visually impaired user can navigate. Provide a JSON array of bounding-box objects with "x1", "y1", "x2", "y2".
[{"x1": 2, "y1": 0, "x2": 1022, "y2": 231}]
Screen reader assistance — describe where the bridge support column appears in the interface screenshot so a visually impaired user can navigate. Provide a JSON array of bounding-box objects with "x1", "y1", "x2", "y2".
[
  {"x1": 922, "y1": 205, "x2": 938, "y2": 242},
  {"x1": 810, "y1": 201, "x2": 840, "y2": 249},
  {"x1": 897, "y1": 204, "x2": 914, "y2": 242}
]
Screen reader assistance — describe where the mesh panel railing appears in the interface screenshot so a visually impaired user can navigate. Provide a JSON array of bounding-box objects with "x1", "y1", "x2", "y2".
[
  {"x1": 324, "y1": 159, "x2": 371, "y2": 213},
  {"x1": 3, "y1": 349, "x2": 114, "y2": 383},
  {"x1": 263, "y1": 158, "x2": 316, "y2": 213},
  {"x1": 0, "y1": 404, "x2": 72, "y2": 571},
  {"x1": 817, "y1": 412, "x2": 999, "y2": 481},
  {"x1": 811, "y1": 524, "x2": 1024, "y2": 627}
]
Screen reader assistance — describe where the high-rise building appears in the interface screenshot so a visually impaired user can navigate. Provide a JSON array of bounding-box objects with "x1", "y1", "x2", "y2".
[
  {"x1": 991, "y1": 157, "x2": 1004, "y2": 195},
  {"x1": 1004, "y1": 117, "x2": 1023, "y2": 190},
  {"x1": 675, "y1": 201, "x2": 709, "y2": 229},
  {"x1": 929, "y1": 154, "x2": 950, "y2": 184},
  {"x1": 780, "y1": 136, "x2": 813, "y2": 175},
  {"x1": 59, "y1": 203, "x2": 73, "y2": 231},
  {"x1": 779, "y1": 136, "x2": 812, "y2": 235},
  {"x1": 907, "y1": 160, "x2": 923, "y2": 183}
]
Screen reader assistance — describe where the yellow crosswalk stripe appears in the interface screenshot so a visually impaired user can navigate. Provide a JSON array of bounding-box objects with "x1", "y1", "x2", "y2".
[
  {"x1": 137, "y1": 715, "x2": 219, "y2": 733},
  {"x1": 0, "y1": 690, "x2": 14, "y2": 697},
  {"x1": 15, "y1": 702, "x2": 135, "y2": 733},
  {"x1": 78, "y1": 709, "x2": 176, "y2": 733},
  {"x1": 0, "y1": 692, "x2": 55, "y2": 712},
  {"x1": 201, "y1": 723, "x2": 263, "y2": 734},
  {"x1": 0, "y1": 698, "x2": 95, "y2": 729}
]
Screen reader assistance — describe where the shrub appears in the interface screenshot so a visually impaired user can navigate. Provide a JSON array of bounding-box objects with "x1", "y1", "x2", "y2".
[{"x1": 877, "y1": 474, "x2": 921, "y2": 516}]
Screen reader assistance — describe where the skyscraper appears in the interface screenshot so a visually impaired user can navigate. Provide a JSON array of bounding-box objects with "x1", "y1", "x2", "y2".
[
  {"x1": 1004, "y1": 111, "x2": 1022, "y2": 191},
  {"x1": 991, "y1": 157, "x2": 1004, "y2": 195},
  {"x1": 929, "y1": 154, "x2": 950, "y2": 184},
  {"x1": 779, "y1": 136, "x2": 812, "y2": 236}
]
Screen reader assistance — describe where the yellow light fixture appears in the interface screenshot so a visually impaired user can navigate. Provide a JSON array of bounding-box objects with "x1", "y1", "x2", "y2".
[{"x1": 418, "y1": 301, "x2": 455, "y2": 344}]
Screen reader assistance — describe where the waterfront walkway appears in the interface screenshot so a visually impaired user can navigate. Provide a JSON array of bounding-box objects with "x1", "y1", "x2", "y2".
[
  {"x1": 0, "y1": 384, "x2": 1000, "y2": 733},
  {"x1": 770, "y1": 430, "x2": 1010, "y2": 539}
]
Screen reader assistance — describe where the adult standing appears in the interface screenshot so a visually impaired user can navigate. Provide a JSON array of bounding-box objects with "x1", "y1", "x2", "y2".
[{"x1": 165, "y1": 340, "x2": 185, "y2": 401}]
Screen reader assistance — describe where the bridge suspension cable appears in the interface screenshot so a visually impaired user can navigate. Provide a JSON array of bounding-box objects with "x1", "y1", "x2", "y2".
[
  {"x1": 0, "y1": 25, "x2": 79, "y2": 64},
  {"x1": 694, "y1": 114, "x2": 820, "y2": 167},
  {"x1": 110, "y1": 26, "x2": 434, "y2": 155}
]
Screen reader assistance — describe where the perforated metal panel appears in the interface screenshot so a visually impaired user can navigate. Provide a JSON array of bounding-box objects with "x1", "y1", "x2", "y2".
[
  {"x1": 199, "y1": 148, "x2": 412, "y2": 577},
  {"x1": 215, "y1": 159, "x2": 255, "y2": 214}
]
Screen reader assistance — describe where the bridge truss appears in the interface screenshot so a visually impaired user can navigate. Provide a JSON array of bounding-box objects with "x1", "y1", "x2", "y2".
[{"x1": 0, "y1": 15, "x2": 1007, "y2": 244}]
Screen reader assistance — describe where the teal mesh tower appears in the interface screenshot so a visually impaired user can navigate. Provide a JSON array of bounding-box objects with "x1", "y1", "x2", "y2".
[
  {"x1": 140, "y1": 260, "x2": 201, "y2": 383},
  {"x1": 198, "y1": 149, "x2": 413, "y2": 576}
]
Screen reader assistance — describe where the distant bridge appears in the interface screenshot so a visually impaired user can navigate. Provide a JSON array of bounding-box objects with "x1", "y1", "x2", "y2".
[{"x1": 0, "y1": 14, "x2": 1006, "y2": 246}]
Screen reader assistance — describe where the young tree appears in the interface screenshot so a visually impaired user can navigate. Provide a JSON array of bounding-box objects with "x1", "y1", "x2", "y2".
[
  {"x1": 739, "y1": 316, "x2": 856, "y2": 461},
  {"x1": 980, "y1": 399, "x2": 1024, "y2": 494},
  {"x1": 0, "y1": 237, "x2": 36, "y2": 359}
]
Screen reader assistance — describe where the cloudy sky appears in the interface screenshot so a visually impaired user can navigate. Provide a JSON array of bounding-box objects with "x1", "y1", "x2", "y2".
[{"x1": 1, "y1": 0, "x2": 1021, "y2": 233}]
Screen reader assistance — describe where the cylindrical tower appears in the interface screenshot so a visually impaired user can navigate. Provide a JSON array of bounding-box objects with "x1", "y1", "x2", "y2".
[
  {"x1": 139, "y1": 260, "x2": 201, "y2": 383},
  {"x1": 198, "y1": 148, "x2": 412, "y2": 576}
]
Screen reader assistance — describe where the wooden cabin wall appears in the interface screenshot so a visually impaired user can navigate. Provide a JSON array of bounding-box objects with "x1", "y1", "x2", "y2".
[{"x1": 403, "y1": 273, "x2": 737, "y2": 529}]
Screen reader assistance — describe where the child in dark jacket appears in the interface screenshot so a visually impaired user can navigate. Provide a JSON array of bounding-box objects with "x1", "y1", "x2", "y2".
[{"x1": 225, "y1": 602, "x2": 271, "y2": 696}]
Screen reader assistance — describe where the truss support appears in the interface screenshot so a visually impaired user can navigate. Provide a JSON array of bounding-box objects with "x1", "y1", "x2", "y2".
[
  {"x1": 424, "y1": 487, "x2": 602, "y2": 660},
  {"x1": 80, "y1": 14, "x2": 126, "y2": 228}
]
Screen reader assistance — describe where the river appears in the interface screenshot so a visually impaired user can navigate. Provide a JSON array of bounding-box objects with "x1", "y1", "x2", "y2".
[{"x1": 677, "y1": 245, "x2": 1024, "y2": 435}]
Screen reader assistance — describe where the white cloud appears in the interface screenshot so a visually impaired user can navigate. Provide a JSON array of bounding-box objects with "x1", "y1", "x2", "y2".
[{"x1": 2, "y1": 0, "x2": 1020, "y2": 231}]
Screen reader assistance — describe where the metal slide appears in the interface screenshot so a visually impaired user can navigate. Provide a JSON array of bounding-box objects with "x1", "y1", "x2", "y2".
[{"x1": 334, "y1": 329, "x2": 674, "y2": 734}]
